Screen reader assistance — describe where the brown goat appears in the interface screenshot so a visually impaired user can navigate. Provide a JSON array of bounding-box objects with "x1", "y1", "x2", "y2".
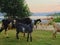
[{"x1": 53, "y1": 22, "x2": 60, "y2": 38}]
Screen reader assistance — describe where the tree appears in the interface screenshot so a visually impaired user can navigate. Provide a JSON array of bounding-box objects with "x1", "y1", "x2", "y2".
[{"x1": 0, "y1": 0, "x2": 31, "y2": 18}]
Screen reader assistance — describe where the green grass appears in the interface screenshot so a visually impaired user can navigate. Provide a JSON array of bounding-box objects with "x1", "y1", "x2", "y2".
[{"x1": 0, "y1": 30, "x2": 60, "y2": 45}]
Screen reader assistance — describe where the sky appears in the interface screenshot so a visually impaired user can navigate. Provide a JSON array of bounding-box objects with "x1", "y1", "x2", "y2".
[{"x1": 25, "y1": 0, "x2": 60, "y2": 13}]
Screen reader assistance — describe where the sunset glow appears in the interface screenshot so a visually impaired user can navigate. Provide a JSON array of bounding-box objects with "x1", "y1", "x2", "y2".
[{"x1": 25, "y1": 0, "x2": 60, "y2": 12}]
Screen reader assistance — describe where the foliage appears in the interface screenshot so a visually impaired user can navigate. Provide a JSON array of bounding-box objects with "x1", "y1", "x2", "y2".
[
  {"x1": 53, "y1": 17, "x2": 60, "y2": 22},
  {"x1": 0, "y1": 0, "x2": 31, "y2": 18}
]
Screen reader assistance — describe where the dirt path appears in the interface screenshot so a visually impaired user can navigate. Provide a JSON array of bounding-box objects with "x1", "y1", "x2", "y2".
[
  {"x1": 0, "y1": 23, "x2": 54, "y2": 31},
  {"x1": 34, "y1": 25, "x2": 54, "y2": 31},
  {"x1": 0, "y1": 23, "x2": 2, "y2": 27}
]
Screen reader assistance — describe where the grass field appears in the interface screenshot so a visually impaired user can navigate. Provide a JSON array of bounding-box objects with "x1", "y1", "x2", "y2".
[{"x1": 0, "y1": 29, "x2": 60, "y2": 45}]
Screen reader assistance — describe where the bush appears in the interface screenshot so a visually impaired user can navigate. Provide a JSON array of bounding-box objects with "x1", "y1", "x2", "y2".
[{"x1": 53, "y1": 17, "x2": 60, "y2": 22}]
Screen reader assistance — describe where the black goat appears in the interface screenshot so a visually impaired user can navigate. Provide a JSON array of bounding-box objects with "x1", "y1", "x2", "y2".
[
  {"x1": 0, "y1": 18, "x2": 12, "y2": 37},
  {"x1": 15, "y1": 18, "x2": 33, "y2": 42},
  {"x1": 34, "y1": 19, "x2": 41, "y2": 28}
]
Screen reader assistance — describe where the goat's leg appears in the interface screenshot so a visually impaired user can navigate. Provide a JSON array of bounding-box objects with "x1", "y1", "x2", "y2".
[
  {"x1": 30, "y1": 33, "x2": 32, "y2": 42},
  {"x1": 52, "y1": 30, "x2": 56, "y2": 39},
  {"x1": 5, "y1": 28, "x2": 9, "y2": 38},
  {"x1": 0, "y1": 27, "x2": 4, "y2": 33},
  {"x1": 27, "y1": 33, "x2": 29, "y2": 42},
  {"x1": 16, "y1": 31, "x2": 19, "y2": 39},
  {"x1": 36, "y1": 25, "x2": 37, "y2": 29},
  {"x1": 23, "y1": 32, "x2": 25, "y2": 37}
]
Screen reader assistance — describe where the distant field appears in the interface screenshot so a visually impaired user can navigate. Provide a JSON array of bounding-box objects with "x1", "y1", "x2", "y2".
[{"x1": 0, "y1": 30, "x2": 60, "y2": 45}]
